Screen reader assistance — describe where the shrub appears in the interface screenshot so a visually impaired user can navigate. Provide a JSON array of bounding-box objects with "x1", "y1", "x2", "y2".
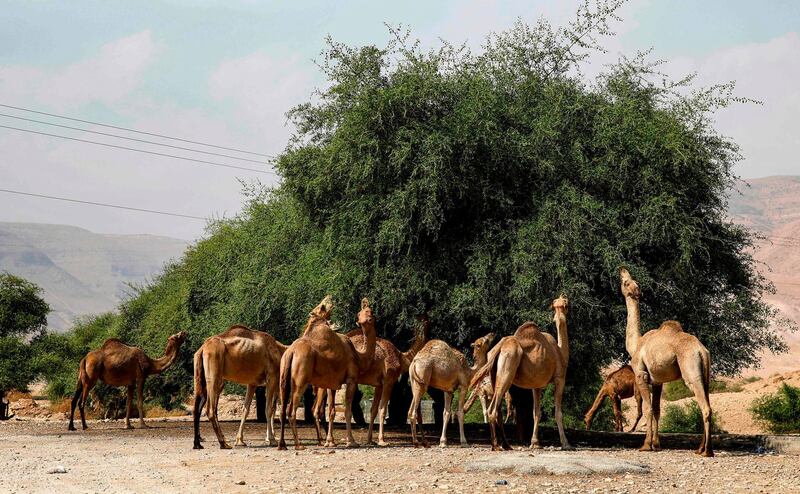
[
  {"x1": 663, "y1": 381, "x2": 693, "y2": 401},
  {"x1": 660, "y1": 400, "x2": 725, "y2": 434},
  {"x1": 750, "y1": 384, "x2": 800, "y2": 434}
]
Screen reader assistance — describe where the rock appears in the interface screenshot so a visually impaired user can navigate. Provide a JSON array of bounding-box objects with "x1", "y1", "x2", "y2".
[
  {"x1": 464, "y1": 453, "x2": 649, "y2": 476},
  {"x1": 47, "y1": 466, "x2": 68, "y2": 474},
  {"x1": 495, "y1": 479, "x2": 509, "y2": 485},
  {"x1": 235, "y1": 480, "x2": 246, "y2": 485}
]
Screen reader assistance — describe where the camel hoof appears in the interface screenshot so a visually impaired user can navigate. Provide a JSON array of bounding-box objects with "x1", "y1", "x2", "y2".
[
  {"x1": 459, "y1": 442, "x2": 469, "y2": 448},
  {"x1": 422, "y1": 442, "x2": 430, "y2": 449},
  {"x1": 365, "y1": 440, "x2": 377, "y2": 447},
  {"x1": 277, "y1": 443, "x2": 287, "y2": 451},
  {"x1": 345, "y1": 441, "x2": 359, "y2": 449},
  {"x1": 234, "y1": 441, "x2": 246, "y2": 447},
  {"x1": 220, "y1": 443, "x2": 232, "y2": 450},
  {"x1": 639, "y1": 445, "x2": 653, "y2": 452},
  {"x1": 193, "y1": 443, "x2": 204, "y2": 450},
  {"x1": 82, "y1": 426, "x2": 88, "y2": 431},
  {"x1": 125, "y1": 425, "x2": 134, "y2": 430},
  {"x1": 295, "y1": 445, "x2": 306, "y2": 451},
  {"x1": 702, "y1": 450, "x2": 714, "y2": 458},
  {"x1": 377, "y1": 440, "x2": 389, "y2": 447},
  {"x1": 529, "y1": 443, "x2": 542, "y2": 450},
  {"x1": 324, "y1": 441, "x2": 336, "y2": 448},
  {"x1": 439, "y1": 442, "x2": 447, "y2": 448},
  {"x1": 68, "y1": 425, "x2": 76, "y2": 431},
  {"x1": 502, "y1": 443, "x2": 512, "y2": 451},
  {"x1": 491, "y1": 445, "x2": 503, "y2": 452},
  {"x1": 561, "y1": 444, "x2": 575, "y2": 451}
]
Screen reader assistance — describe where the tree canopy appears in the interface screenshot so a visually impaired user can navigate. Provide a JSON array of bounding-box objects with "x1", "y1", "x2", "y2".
[
  {"x1": 40, "y1": 1, "x2": 787, "y2": 425},
  {"x1": 0, "y1": 273, "x2": 49, "y2": 338}
]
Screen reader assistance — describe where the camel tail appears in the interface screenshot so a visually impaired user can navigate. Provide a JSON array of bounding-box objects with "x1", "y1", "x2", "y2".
[
  {"x1": 701, "y1": 348, "x2": 711, "y2": 402},
  {"x1": 279, "y1": 348, "x2": 294, "y2": 414},
  {"x1": 192, "y1": 349, "x2": 207, "y2": 449}
]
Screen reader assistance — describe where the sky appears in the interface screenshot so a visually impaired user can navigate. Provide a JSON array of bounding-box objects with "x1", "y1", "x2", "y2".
[{"x1": 1, "y1": 0, "x2": 799, "y2": 240}]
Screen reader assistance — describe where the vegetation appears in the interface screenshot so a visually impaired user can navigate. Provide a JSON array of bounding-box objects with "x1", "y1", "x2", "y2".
[
  {"x1": 750, "y1": 384, "x2": 800, "y2": 434},
  {"x1": 663, "y1": 378, "x2": 745, "y2": 401},
  {"x1": 0, "y1": 273, "x2": 50, "y2": 419},
  {"x1": 35, "y1": 1, "x2": 787, "y2": 425},
  {"x1": 660, "y1": 400, "x2": 725, "y2": 434}
]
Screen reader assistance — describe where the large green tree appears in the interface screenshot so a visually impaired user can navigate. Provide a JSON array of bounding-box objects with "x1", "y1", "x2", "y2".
[{"x1": 42, "y1": 2, "x2": 788, "y2": 429}]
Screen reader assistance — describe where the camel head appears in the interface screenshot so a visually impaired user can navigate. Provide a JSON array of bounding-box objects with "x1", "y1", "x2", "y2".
[
  {"x1": 470, "y1": 332, "x2": 495, "y2": 357},
  {"x1": 550, "y1": 293, "x2": 569, "y2": 314},
  {"x1": 357, "y1": 297, "x2": 374, "y2": 327},
  {"x1": 168, "y1": 331, "x2": 188, "y2": 347},
  {"x1": 310, "y1": 295, "x2": 334, "y2": 321},
  {"x1": 619, "y1": 267, "x2": 641, "y2": 300}
]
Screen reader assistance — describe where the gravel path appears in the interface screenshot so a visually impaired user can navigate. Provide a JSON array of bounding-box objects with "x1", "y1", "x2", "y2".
[{"x1": 1, "y1": 420, "x2": 798, "y2": 493}]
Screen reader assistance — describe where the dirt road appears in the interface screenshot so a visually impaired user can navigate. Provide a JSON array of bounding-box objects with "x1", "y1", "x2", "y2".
[{"x1": 1, "y1": 420, "x2": 798, "y2": 493}]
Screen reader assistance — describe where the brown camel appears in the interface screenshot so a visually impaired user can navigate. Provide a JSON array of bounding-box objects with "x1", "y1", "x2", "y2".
[
  {"x1": 467, "y1": 294, "x2": 571, "y2": 451},
  {"x1": 192, "y1": 325, "x2": 287, "y2": 449},
  {"x1": 278, "y1": 297, "x2": 377, "y2": 450},
  {"x1": 620, "y1": 267, "x2": 714, "y2": 456},
  {"x1": 584, "y1": 364, "x2": 643, "y2": 432},
  {"x1": 311, "y1": 314, "x2": 429, "y2": 446},
  {"x1": 407, "y1": 332, "x2": 495, "y2": 448},
  {"x1": 68, "y1": 331, "x2": 187, "y2": 431},
  {"x1": 477, "y1": 379, "x2": 514, "y2": 424}
]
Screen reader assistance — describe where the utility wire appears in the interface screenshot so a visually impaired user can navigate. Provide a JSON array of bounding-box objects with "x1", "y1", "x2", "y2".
[
  {"x1": 0, "y1": 124, "x2": 276, "y2": 175},
  {"x1": 0, "y1": 112, "x2": 268, "y2": 165},
  {"x1": 0, "y1": 103, "x2": 272, "y2": 158},
  {"x1": 0, "y1": 188, "x2": 207, "y2": 220}
]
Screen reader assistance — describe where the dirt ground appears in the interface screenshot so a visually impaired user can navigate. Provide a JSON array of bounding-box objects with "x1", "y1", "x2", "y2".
[{"x1": 1, "y1": 419, "x2": 798, "y2": 494}]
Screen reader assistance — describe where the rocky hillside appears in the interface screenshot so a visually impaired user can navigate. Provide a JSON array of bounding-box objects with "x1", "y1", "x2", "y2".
[
  {"x1": 0, "y1": 222, "x2": 186, "y2": 331},
  {"x1": 728, "y1": 176, "x2": 800, "y2": 376}
]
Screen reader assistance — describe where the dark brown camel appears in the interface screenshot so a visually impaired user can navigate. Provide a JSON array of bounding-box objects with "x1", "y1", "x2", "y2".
[
  {"x1": 68, "y1": 331, "x2": 187, "y2": 431},
  {"x1": 584, "y1": 364, "x2": 643, "y2": 432}
]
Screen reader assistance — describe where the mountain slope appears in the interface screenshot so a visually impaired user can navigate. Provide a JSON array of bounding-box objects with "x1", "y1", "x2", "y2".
[{"x1": 0, "y1": 222, "x2": 186, "y2": 331}]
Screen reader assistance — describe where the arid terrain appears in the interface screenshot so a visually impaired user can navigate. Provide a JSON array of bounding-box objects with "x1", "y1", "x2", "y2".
[{"x1": 1, "y1": 420, "x2": 799, "y2": 494}]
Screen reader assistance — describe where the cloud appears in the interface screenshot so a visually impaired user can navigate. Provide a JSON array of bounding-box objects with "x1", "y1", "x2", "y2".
[{"x1": 0, "y1": 31, "x2": 157, "y2": 110}]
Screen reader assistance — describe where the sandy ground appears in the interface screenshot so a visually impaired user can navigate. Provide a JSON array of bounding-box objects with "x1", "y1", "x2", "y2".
[{"x1": 1, "y1": 420, "x2": 799, "y2": 494}]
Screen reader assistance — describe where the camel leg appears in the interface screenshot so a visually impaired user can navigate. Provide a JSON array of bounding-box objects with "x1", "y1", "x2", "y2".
[
  {"x1": 135, "y1": 378, "x2": 149, "y2": 428},
  {"x1": 407, "y1": 377, "x2": 428, "y2": 448},
  {"x1": 530, "y1": 388, "x2": 543, "y2": 449},
  {"x1": 439, "y1": 391, "x2": 452, "y2": 447},
  {"x1": 192, "y1": 392, "x2": 207, "y2": 449},
  {"x1": 125, "y1": 385, "x2": 135, "y2": 430},
  {"x1": 629, "y1": 385, "x2": 643, "y2": 432},
  {"x1": 206, "y1": 377, "x2": 230, "y2": 449},
  {"x1": 234, "y1": 385, "x2": 256, "y2": 447},
  {"x1": 68, "y1": 381, "x2": 83, "y2": 431},
  {"x1": 611, "y1": 395, "x2": 623, "y2": 432},
  {"x1": 635, "y1": 370, "x2": 655, "y2": 452},
  {"x1": 504, "y1": 392, "x2": 514, "y2": 424},
  {"x1": 78, "y1": 380, "x2": 93, "y2": 431},
  {"x1": 479, "y1": 392, "x2": 489, "y2": 423},
  {"x1": 584, "y1": 385, "x2": 609, "y2": 431},
  {"x1": 650, "y1": 384, "x2": 662, "y2": 451},
  {"x1": 264, "y1": 379, "x2": 278, "y2": 446},
  {"x1": 365, "y1": 385, "x2": 381, "y2": 445},
  {"x1": 288, "y1": 383, "x2": 305, "y2": 450},
  {"x1": 376, "y1": 381, "x2": 393, "y2": 447},
  {"x1": 553, "y1": 377, "x2": 573, "y2": 450},
  {"x1": 312, "y1": 387, "x2": 326, "y2": 446},
  {"x1": 457, "y1": 388, "x2": 468, "y2": 446},
  {"x1": 343, "y1": 382, "x2": 359, "y2": 448},
  {"x1": 685, "y1": 377, "x2": 714, "y2": 457},
  {"x1": 324, "y1": 389, "x2": 337, "y2": 447}
]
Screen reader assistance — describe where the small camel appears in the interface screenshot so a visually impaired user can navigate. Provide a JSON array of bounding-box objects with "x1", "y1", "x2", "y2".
[
  {"x1": 278, "y1": 297, "x2": 377, "y2": 450},
  {"x1": 407, "y1": 332, "x2": 495, "y2": 448},
  {"x1": 620, "y1": 267, "x2": 714, "y2": 456},
  {"x1": 584, "y1": 364, "x2": 643, "y2": 432},
  {"x1": 192, "y1": 325, "x2": 287, "y2": 449},
  {"x1": 312, "y1": 314, "x2": 429, "y2": 446},
  {"x1": 477, "y1": 379, "x2": 514, "y2": 424},
  {"x1": 68, "y1": 331, "x2": 187, "y2": 431},
  {"x1": 467, "y1": 294, "x2": 571, "y2": 451}
]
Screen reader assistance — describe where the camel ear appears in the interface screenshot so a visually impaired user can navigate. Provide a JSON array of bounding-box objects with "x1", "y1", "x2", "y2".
[
  {"x1": 619, "y1": 267, "x2": 631, "y2": 279},
  {"x1": 361, "y1": 297, "x2": 370, "y2": 309}
]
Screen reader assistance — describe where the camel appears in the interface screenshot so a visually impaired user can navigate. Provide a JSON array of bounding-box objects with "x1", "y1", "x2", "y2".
[
  {"x1": 192, "y1": 325, "x2": 287, "y2": 449},
  {"x1": 311, "y1": 314, "x2": 430, "y2": 446},
  {"x1": 477, "y1": 380, "x2": 515, "y2": 424},
  {"x1": 620, "y1": 267, "x2": 714, "y2": 456},
  {"x1": 278, "y1": 296, "x2": 377, "y2": 450},
  {"x1": 68, "y1": 331, "x2": 187, "y2": 431},
  {"x1": 466, "y1": 294, "x2": 571, "y2": 451},
  {"x1": 407, "y1": 332, "x2": 495, "y2": 448},
  {"x1": 584, "y1": 364, "x2": 642, "y2": 432}
]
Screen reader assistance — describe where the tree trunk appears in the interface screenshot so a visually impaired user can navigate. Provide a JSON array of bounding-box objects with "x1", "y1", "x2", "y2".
[
  {"x1": 428, "y1": 387, "x2": 444, "y2": 427},
  {"x1": 386, "y1": 374, "x2": 411, "y2": 426},
  {"x1": 255, "y1": 386, "x2": 267, "y2": 423},
  {"x1": 509, "y1": 385, "x2": 532, "y2": 443}
]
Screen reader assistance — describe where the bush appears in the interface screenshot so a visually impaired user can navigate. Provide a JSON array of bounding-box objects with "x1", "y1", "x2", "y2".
[
  {"x1": 660, "y1": 400, "x2": 725, "y2": 434},
  {"x1": 750, "y1": 384, "x2": 800, "y2": 434},
  {"x1": 663, "y1": 381, "x2": 693, "y2": 401}
]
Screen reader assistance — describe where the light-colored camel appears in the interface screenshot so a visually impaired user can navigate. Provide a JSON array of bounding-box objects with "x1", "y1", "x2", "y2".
[
  {"x1": 278, "y1": 297, "x2": 377, "y2": 450},
  {"x1": 407, "y1": 332, "x2": 495, "y2": 448},
  {"x1": 68, "y1": 331, "x2": 187, "y2": 431},
  {"x1": 584, "y1": 364, "x2": 642, "y2": 432},
  {"x1": 192, "y1": 325, "x2": 287, "y2": 449},
  {"x1": 620, "y1": 267, "x2": 714, "y2": 456},
  {"x1": 467, "y1": 294, "x2": 571, "y2": 451},
  {"x1": 312, "y1": 314, "x2": 429, "y2": 446},
  {"x1": 477, "y1": 380, "x2": 514, "y2": 424}
]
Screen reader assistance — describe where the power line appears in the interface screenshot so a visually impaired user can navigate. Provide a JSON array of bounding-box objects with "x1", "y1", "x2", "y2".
[
  {"x1": 0, "y1": 188, "x2": 207, "y2": 220},
  {"x1": 0, "y1": 102, "x2": 272, "y2": 158},
  {"x1": 0, "y1": 112, "x2": 269, "y2": 165},
  {"x1": 0, "y1": 124, "x2": 277, "y2": 175}
]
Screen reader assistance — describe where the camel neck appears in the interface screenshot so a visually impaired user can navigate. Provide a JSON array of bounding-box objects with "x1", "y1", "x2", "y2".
[
  {"x1": 554, "y1": 311, "x2": 569, "y2": 363},
  {"x1": 150, "y1": 341, "x2": 180, "y2": 374},
  {"x1": 624, "y1": 296, "x2": 641, "y2": 358},
  {"x1": 470, "y1": 348, "x2": 489, "y2": 373},
  {"x1": 356, "y1": 321, "x2": 377, "y2": 372}
]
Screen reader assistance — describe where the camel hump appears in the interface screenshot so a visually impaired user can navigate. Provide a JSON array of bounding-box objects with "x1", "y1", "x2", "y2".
[
  {"x1": 659, "y1": 320, "x2": 684, "y2": 332},
  {"x1": 513, "y1": 321, "x2": 540, "y2": 339},
  {"x1": 221, "y1": 325, "x2": 256, "y2": 338},
  {"x1": 100, "y1": 338, "x2": 130, "y2": 350}
]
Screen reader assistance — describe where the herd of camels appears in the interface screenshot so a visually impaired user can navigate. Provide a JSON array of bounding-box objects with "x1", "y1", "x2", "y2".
[{"x1": 67, "y1": 268, "x2": 715, "y2": 457}]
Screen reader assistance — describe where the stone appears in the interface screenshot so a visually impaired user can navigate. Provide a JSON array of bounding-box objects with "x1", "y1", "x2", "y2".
[{"x1": 463, "y1": 453, "x2": 649, "y2": 476}]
